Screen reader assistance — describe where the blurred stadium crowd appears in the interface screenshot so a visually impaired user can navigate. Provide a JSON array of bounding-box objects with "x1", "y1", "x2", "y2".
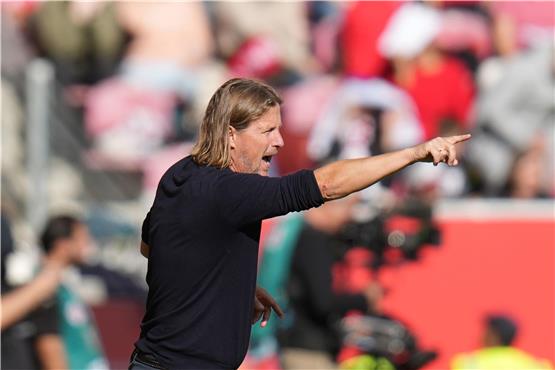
[{"x1": 1, "y1": 1, "x2": 554, "y2": 370}]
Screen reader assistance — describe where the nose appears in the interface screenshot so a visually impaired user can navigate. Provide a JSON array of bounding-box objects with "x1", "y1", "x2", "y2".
[{"x1": 273, "y1": 129, "x2": 284, "y2": 149}]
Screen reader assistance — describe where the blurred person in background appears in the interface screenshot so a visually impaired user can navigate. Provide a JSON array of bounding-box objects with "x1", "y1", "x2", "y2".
[
  {"x1": 467, "y1": 39, "x2": 554, "y2": 196},
  {"x1": 501, "y1": 136, "x2": 551, "y2": 199},
  {"x1": 451, "y1": 314, "x2": 553, "y2": 369},
  {"x1": 114, "y1": 1, "x2": 214, "y2": 104},
  {"x1": 307, "y1": 79, "x2": 423, "y2": 162},
  {"x1": 376, "y1": 2, "x2": 475, "y2": 200},
  {"x1": 29, "y1": 1, "x2": 125, "y2": 85},
  {"x1": 84, "y1": 1, "x2": 218, "y2": 165},
  {"x1": 279, "y1": 195, "x2": 383, "y2": 370},
  {"x1": 1, "y1": 214, "x2": 65, "y2": 370},
  {"x1": 243, "y1": 213, "x2": 306, "y2": 370},
  {"x1": 379, "y1": 2, "x2": 475, "y2": 141},
  {"x1": 38, "y1": 215, "x2": 109, "y2": 370},
  {"x1": 245, "y1": 196, "x2": 383, "y2": 370},
  {"x1": 307, "y1": 78, "x2": 424, "y2": 203},
  {"x1": 212, "y1": 2, "x2": 317, "y2": 76}
]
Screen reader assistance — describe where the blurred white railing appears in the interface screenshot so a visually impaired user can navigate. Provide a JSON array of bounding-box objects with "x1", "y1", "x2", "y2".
[
  {"x1": 435, "y1": 199, "x2": 554, "y2": 220},
  {"x1": 25, "y1": 59, "x2": 54, "y2": 232}
]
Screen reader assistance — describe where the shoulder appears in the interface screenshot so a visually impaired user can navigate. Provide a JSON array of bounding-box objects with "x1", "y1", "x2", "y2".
[
  {"x1": 156, "y1": 156, "x2": 202, "y2": 196},
  {"x1": 160, "y1": 156, "x2": 195, "y2": 181}
]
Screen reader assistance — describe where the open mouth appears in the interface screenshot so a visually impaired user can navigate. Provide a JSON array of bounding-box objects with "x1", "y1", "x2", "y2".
[{"x1": 262, "y1": 155, "x2": 272, "y2": 164}]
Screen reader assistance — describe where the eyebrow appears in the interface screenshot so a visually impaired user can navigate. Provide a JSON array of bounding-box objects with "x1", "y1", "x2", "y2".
[{"x1": 259, "y1": 121, "x2": 282, "y2": 131}]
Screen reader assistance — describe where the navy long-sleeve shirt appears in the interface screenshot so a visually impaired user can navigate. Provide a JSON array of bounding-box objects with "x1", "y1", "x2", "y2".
[{"x1": 135, "y1": 156, "x2": 324, "y2": 369}]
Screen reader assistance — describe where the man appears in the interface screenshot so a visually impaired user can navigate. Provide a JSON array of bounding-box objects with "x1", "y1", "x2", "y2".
[
  {"x1": 1, "y1": 214, "x2": 65, "y2": 331},
  {"x1": 451, "y1": 314, "x2": 553, "y2": 369},
  {"x1": 278, "y1": 195, "x2": 383, "y2": 370},
  {"x1": 132, "y1": 78, "x2": 470, "y2": 370},
  {"x1": 1, "y1": 214, "x2": 64, "y2": 370},
  {"x1": 38, "y1": 215, "x2": 108, "y2": 370}
]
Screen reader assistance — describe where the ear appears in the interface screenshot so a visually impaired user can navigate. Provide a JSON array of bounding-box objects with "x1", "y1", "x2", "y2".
[{"x1": 229, "y1": 126, "x2": 237, "y2": 150}]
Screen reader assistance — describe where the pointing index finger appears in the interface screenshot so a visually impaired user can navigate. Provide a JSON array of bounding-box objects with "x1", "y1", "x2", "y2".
[{"x1": 447, "y1": 133, "x2": 472, "y2": 145}]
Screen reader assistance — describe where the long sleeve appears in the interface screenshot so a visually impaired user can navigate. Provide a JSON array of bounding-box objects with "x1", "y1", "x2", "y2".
[{"x1": 214, "y1": 169, "x2": 324, "y2": 228}]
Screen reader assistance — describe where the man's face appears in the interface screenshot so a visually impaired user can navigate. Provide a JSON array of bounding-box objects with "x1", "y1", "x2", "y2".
[
  {"x1": 68, "y1": 223, "x2": 93, "y2": 264},
  {"x1": 229, "y1": 105, "x2": 284, "y2": 176}
]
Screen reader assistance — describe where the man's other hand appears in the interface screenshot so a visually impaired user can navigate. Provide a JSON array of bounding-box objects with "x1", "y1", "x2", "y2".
[{"x1": 252, "y1": 287, "x2": 284, "y2": 327}]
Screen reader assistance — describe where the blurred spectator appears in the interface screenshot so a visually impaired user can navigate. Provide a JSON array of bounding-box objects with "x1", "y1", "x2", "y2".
[
  {"x1": 115, "y1": 1, "x2": 213, "y2": 98},
  {"x1": 451, "y1": 314, "x2": 553, "y2": 369},
  {"x1": 307, "y1": 78, "x2": 423, "y2": 161},
  {"x1": 212, "y1": 2, "x2": 317, "y2": 74},
  {"x1": 379, "y1": 2, "x2": 475, "y2": 140},
  {"x1": 502, "y1": 138, "x2": 550, "y2": 199},
  {"x1": 84, "y1": 2, "x2": 218, "y2": 165},
  {"x1": 39, "y1": 215, "x2": 109, "y2": 370},
  {"x1": 467, "y1": 40, "x2": 554, "y2": 196},
  {"x1": 368, "y1": 2, "x2": 475, "y2": 200},
  {"x1": 307, "y1": 78, "x2": 424, "y2": 202},
  {"x1": 1, "y1": 213, "x2": 65, "y2": 370},
  {"x1": 279, "y1": 195, "x2": 383, "y2": 369},
  {"x1": 244, "y1": 214, "x2": 306, "y2": 370},
  {"x1": 30, "y1": 1, "x2": 125, "y2": 85},
  {"x1": 84, "y1": 76, "x2": 178, "y2": 165}
]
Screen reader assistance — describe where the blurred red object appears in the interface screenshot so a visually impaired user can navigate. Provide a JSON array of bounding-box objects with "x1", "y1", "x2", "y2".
[
  {"x1": 228, "y1": 37, "x2": 283, "y2": 79},
  {"x1": 3, "y1": 1, "x2": 39, "y2": 23},
  {"x1": 333, "y1": 247, "x2": 374, "y2": 294},
  {"x1": 341, "y1": 1, "x2": 402, "y2": 78},
  {"x1": 398, "y1": 58, "x2": 474, "y2": 140},
  {"x1": 85, "y1": 78, "x2": 176, "y2": 137},
  {"x1": 385, "y1": 215, "x2": 422, "y2": 235}
]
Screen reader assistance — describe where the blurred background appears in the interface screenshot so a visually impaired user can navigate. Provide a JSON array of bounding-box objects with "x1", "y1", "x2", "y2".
[{"x1": 1, "y1": 1, "x2": 553, "y2": 369}]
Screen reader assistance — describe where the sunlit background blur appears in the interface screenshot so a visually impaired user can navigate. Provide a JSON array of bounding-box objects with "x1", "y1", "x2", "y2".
[{"x1": 1, "y1": 1, "x2": 553, "y2": 369}]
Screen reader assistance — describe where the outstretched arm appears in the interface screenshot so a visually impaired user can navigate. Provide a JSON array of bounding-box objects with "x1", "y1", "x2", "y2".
[
  {"x1": 0, "y1": 263, "x2": 62, "y2": 330},
  {"x1": 314, "y1": 134, "x2": 471, "y2": 201}
]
